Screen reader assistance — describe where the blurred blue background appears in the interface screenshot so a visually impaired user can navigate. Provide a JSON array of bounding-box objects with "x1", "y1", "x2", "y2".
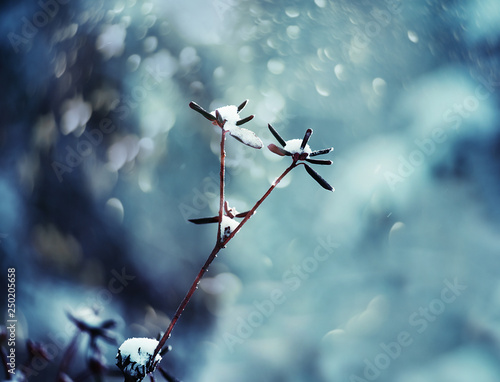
[{"x1": 1, "y1": 0, "x2": 500, "y2": 381}]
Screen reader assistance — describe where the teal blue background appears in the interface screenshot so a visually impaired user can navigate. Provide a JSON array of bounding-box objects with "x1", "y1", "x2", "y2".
[{"x1": 1, "y1": 0, "x2": 499, "y2": 381}]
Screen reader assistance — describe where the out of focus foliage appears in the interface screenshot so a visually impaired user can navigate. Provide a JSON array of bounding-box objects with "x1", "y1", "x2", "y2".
[{"x1": 1, "y1": 0, "x2": 499, "y2": 381}]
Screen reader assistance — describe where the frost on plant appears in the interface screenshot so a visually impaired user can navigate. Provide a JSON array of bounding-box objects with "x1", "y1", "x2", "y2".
[
  {"x1": 189, "y1": 100, "x2": 263, "y2": 149},
  {"x1": 283, "y1": 138, "x2": 313, "y2": 155},
  {"x1": 267, "y1": 124, "x2": 335, "y2": 191},
  {"x1": 116, "y1": 338, "x2": 162, "y2": 382}
]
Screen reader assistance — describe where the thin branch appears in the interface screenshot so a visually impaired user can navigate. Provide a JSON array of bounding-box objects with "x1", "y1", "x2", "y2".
[
  {"x1": 153, "y1": 137, "x2": 297, "y2": 361},
  {"x1": 154, "y1": 130, "x2": 228, "y2": 360},
  {"x1": 153, "y1": 242, "x2": 222, "y2": 359},
  {"x1": 217, "y1": 130, "x2": 227, "y2": 243}
]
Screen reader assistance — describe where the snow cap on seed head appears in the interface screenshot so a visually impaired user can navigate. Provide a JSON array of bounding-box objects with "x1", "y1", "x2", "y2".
[
  {"x1": 116, "y1": 337, "x2": 162, "y2": 382},
  {"x1": 189, "y1": 100, "x2": 263, "y2": 149},
  {"x1": 267, "y1": 124, "x2": 335, "y2": 191},
  {"x1": 283, "y1": 138, "x2": 312, "y2": 155}
]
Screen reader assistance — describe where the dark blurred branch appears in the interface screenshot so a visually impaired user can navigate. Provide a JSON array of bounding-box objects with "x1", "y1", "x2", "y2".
[{"x1": 1, "y1": 347, "x2": 10, "y2": 380}]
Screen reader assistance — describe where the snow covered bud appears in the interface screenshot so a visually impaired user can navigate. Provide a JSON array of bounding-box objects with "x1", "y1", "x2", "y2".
[
  {"x1": 116, "y1": 338, "x2": 162, "y2": 382},
  {"x1": 189, "y1": 100, "x2": 263, "y2": 149},
  {"x1": 268, "y1": 124, "x2": 335, "y2": 191}
]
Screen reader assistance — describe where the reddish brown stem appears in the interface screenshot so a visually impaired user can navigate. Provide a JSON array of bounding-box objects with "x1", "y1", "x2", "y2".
[
  {"x1": 154, "y1": 129, "x2": 227, "y2": 359},
  {"x1": 153, "y1": 147, "x2": 296, "y2": 360},
  {"x1": 153, "y1": 242, "x2": 222, "y2": 359},
  {"x1": 216, "y1": 130, "x2": 226, "y2": 242}
]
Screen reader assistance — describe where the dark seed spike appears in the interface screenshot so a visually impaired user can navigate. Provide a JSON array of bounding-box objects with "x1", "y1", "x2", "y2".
[
  {"x1": 304, "y1": 164, "x2": 334, "y2": 191},
  {"x1": 189, "y1": 102, "x2": 216, "y2": 121},
  {"x1": 310, "y1": 147, "x2": 333, "y2": 157},
  {"x1": 188, "y1": 216, "x2": 219, "y2": 224},
  {"x1": 235, "y1": 210, "x2": 252, "y2": 218},
  {"x1": 215, "y1": 110, "x2": 225, "y2": 126},
  {"x1": 100, "y1": 319, "x2": 117, "y2": 329},
  {"x1": 122, "y1": 354, "x2": 132, "y2": 367},
  {"x1": 300, "y1": 129, "x2": 313, "y2": 150},
  {"x1": 235, "y1": 115, "x2": 254, "y2": 126},
  {"x1": 237, "y1": 100, "x2": 248, "y2": 112},
  {"x1": 268, "y1": 124, "x2": 286, "y2": 147},
  {"x1": 305, "y1": 158, "x2": 333, "y2": 165},
  {"x1": 268, "y1": 143, "x2": 288, "y2": 156}
]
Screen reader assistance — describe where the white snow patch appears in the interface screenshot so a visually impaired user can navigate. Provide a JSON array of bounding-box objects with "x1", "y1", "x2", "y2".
[
  {"x1": 211, "y1": 105, "x2": 240, "y2": 130},
  {"x1": 227, "y1": 126, "x2": 263, "y2": 149},
  {"x1": 211, "y1": 105, "x2": 263, "y2": 149},
  {"x1": 221, "y1": 216, "x2": 239, "y2": 240},
  {"x1": 284, "y1": 139, "x2": 312, "y2": 155},
  {"x1": 118, "y1": 337, "x2": 161, "y2": 366}
]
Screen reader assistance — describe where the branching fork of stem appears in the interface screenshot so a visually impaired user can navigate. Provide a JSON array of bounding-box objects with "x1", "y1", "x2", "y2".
[{"x1": 153, "y1": 131, "x2": 297, "y2": 360}]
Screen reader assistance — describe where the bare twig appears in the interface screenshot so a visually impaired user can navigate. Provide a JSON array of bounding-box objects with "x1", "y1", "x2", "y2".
[{"x1": 153, "y1": 159, "x2": 297, "y2": 359}]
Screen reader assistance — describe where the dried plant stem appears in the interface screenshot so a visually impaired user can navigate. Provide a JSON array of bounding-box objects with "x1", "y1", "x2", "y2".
[
  {"x1": 153, "y1": 242, "x2": 221, "y2": 358},
  {"x1": 154, "y1": 130, "x2": 227, "y2": 358},
  {"x1": 216, "y1": 130, "x2": 227, "y2": 243},
  {"x1": 153, "y1": 146, "x2": 296, "y2": 360}
]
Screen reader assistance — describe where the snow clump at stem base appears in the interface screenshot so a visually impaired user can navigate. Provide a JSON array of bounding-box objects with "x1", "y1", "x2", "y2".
[
  {"x1": 116, "y1": 337, "x2": 162, "y2": 382},
  {"x1": 221, "y1": 215, "x2": 239, "y2": 241}
]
